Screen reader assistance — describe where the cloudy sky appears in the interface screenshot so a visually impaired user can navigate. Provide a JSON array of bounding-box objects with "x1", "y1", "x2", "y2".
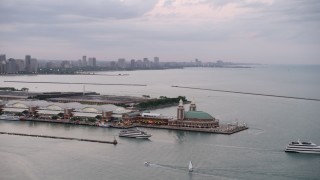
[{"x1": 0, "y1": 0, "x2": 319, "y2": 64}]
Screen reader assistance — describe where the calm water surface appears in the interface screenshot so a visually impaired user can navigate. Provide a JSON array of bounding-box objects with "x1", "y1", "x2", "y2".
[{"x1": 1, "y1": 65, "x2": 320, "y2": 180}]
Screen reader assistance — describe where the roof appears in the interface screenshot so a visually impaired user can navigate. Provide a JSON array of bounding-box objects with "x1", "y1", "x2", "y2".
[{"x1": 184, "y1": 111, "x2": 214, "y2": 120}]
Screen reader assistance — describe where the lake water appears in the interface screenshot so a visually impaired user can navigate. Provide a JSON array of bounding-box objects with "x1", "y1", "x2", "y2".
[{"x1": 1, "y1": 65, "x2": 320, "y2": 180}]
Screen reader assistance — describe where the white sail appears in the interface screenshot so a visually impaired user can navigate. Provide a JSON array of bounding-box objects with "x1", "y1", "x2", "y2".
[{"x1": 188, "y1": 161, "x2": 193, "y2": 172}]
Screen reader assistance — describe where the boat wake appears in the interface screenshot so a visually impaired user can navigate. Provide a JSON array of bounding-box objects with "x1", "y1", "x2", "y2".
[
  {"x1": 144, "y1": 162, "x2": 234, "y2": 179},
  {"x1": 214, "y1": 144, "x2": 282, "y2": 153}
]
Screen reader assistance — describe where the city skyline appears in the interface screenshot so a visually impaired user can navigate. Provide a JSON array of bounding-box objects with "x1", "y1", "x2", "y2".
[{"x1": 1, "y1": 0, "x2": 319, "y2": 64}]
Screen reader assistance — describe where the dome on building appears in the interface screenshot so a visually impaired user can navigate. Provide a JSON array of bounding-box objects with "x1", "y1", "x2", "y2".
[{"x1": 184, "y1": 111, "x2": 214, "y2": 120}]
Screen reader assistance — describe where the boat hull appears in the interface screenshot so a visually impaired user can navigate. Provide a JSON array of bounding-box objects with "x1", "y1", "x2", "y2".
[
  {"x1": 119, "y1": 135, "x2": 151, "y2": 139},
  {"x1": 285, "y1": 149, "x2": 320, "y2": 154}
]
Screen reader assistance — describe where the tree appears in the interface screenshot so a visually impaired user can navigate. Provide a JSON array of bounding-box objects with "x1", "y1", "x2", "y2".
[
  {"x1": 95, "y1": 115, "x2": 102, "y2": 120},
  {"x1": 52, "y1": 115, "x2": 59, "y2": 120},
  {"x1": 22, "y1": 110, "x2": 29, "y2": 115},
  {"x1": 57, "y1": 113, "x2": 64, "y2": 118},
  {"x1": 87, "y1": 117, "x2": 97, "y2": 122},
  {"x1": 21, "y1": 87, "x2": 29, "y2": 92}
]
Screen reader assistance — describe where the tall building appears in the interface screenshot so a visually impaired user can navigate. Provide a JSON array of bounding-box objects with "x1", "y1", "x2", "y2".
[
  {"x1": 0, "y1": 54, "x2": 7, "y2": 74},
  {"x1": 15, "y1": 59, "x2": 25, "y2": 72},
  {"x1": 61, "y1": 61, "x2": 71, "y2": 68},
  {"x1": 7, "y1": 58, "x2": 17, "y2": 74},
  {"x1": 154, "y1": 57, "x2": 160, "y2": 68},
  {"x1": 0, "y1": 54, "x2": 6, "y2": 61},
  {"x1": 25, "y1": 55, "x2": 31, "y2": 72},
  {"x1": 118, "y1": 58, "x2": 126, "y2": 69},
  {"x1": 143, "y1": 58, "x2": 150, "y2": 68},
  {"x1": 30, "y1": 58, "x2": 38, "y2": 73},
  {"x1": 130, "y1": 59, "x2": 135, "y2": 69},
  {"x1": 88, "y1": 57, "x2": 96, "y2": 67},
  {"x1": 82, "y1": 56, "x2": 87, "y2": 67}
]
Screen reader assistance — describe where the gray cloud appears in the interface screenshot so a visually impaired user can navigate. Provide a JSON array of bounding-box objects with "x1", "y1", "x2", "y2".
[{"x1": 0, "y1": 0, "x2": 319, "y2": 64}]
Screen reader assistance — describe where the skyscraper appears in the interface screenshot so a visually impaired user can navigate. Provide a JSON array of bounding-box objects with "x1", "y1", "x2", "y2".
[
  {"x1": 154, "y1": 57, "x2": 160, "y2": 68},
  {"x1": 88, "y1": 57, "x2": 96, "y2": 67},
  {"x1": 0, "y1": 54, "x2": 7, "y2": 74},
  {"x1": 25, "y1": 55, "x2": 31, "y2": 72},
  {"x1": 82, "y1": 56, "x2": 87, "y2": 67},
  {"x1": 7, "y1": 58, "x2": 17, "y2": 73}
]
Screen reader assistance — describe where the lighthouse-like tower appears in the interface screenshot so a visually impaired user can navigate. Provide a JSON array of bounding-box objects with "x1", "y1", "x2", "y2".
[
  {"x1": 189, "y1": 98, "x2": 197, "y2": 111},
  {"x1": 177, "y1": 99, "x2": 185, "y2": 120}
]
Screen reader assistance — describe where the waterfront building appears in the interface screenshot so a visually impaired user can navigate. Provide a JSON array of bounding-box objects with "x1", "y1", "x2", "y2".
[
  {"x1": 15, "y1": 59, "x2": 25, "y2": 72},
  {"x1": 25, "y1": 55, "x2": 31, "y2": 72},
  {"x1": 169, "y1": 99, "x2": 219, "y2": 128},
  {"x1": 130, "y1": 59, "x2": 135, "y2": 69},
  {"x1": 82, "y1": 56, "x2": 87, "y2": 67},
  {"x1": 88, "y1": 57, "x2": 96, "y2": 67},
  {"x1": 7, "y1": 58, "x2": 17, "y2": 74},
  {"x1": 30, "y1": 58, "x2": 38, "y2": 73},
  {"x1": 3, "y1": 100, "x2": 131, "y2": 121},
  {"x1": 61, "y1": 61, "x2": 71, "y2": 68},
  {"x1": 118, "y1": 58, "x2": 126, "y2": 69},
  {"x1": 154, "y1": 57, "x2": 160, "y2": 68}
]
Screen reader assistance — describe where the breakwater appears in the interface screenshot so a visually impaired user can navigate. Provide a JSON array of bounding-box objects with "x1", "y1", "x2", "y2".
[
  {"x1": 0, "y1": 131, "x2": 117, "y2": 145},
  {"x1": 172, "y1": 85, "x2": 320, "y2": 102},
  {"x1": 4, "y1": 81, "x2": 147, "y2": 86}
]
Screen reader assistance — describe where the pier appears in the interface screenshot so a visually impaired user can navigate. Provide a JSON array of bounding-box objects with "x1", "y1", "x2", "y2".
[
  {"x1": 0, "y1": 131, "x2": 118, "y2": 145},
  {"x1": 137, "y1": 124, "x2": 248, "y2": 135},
  {"x1": 172, "y1": 85, "x2": 320, "y2": 102}
]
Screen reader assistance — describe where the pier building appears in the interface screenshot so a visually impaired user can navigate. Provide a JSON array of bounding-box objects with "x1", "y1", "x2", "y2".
[
  {"x1": 169, "y1": 99, "x2": 219, "y2": 128},
  {"x1": 2, "y1": 100, "x2": 135, "y2": 122}
]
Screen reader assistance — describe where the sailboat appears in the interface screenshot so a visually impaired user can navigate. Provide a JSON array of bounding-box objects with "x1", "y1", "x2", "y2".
[{"x1": 188, "y1": 161, "x2": 193, "y2": 172}]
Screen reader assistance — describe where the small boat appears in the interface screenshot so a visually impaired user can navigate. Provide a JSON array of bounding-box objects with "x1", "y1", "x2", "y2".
[
  {"x1": 119, "y1": 128, "x2": 151, "y2": 139},
  {"x1": 0, "y1": 114, "x2": 20, "y2": 121},
  {"x1": 98, "y1": 123, "x2": 111, "y2": 128},
  {"x1": 188, "y1": 161, "x2": 193, "y2": 172},
  {"x1": 285, "y1": 140, "x2": 320, "y2": 154},
  {"x1": 144, "y1": 162, "x2": 150, "y2": 166}
]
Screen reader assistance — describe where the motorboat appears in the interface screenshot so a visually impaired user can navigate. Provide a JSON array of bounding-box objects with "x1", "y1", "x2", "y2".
[
  {"x1": 118, "y1": 128, "x2": 151, "y2": 139},
  {"x1": 188, "y1": 161, "x2": 193, "y2": 172},
  {"x1": 144, "y1": 162, "x2": 150, "y2": 166},
  {"x1": 0, "y1": 114, "x2": 20, "y2": 121},
  {"x1": 285, "y1": 140, "x2": 320, "y2": 154},
  {"x1": 98, "y1": 123, "x2": 111, "y2": 128}
]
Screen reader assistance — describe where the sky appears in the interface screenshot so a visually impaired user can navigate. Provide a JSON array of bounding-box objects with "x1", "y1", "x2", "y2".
[{"x1": 0, "y1": 0, "x2": 319, "y2": 64}]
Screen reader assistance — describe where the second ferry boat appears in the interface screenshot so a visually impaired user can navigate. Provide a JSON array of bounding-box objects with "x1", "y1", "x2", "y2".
[
  {"x1": 285, "y1": 140, "x2": 320, "y2": 154},
  {"x1": 119, "y1": 128, "x2": 152, "y2": 139}
]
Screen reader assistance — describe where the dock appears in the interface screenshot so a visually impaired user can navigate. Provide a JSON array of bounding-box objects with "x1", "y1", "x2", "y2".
[
  {"x1": 137, "y1": 124, "x2": 248, "y2": 134},
  {"x1": 0, "y1": 131, "x2": 117, "y2": 145}
]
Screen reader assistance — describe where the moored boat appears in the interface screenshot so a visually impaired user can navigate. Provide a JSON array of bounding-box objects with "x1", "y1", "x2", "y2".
[
  {"x1": 98, "y1": 123, "x2": 111, "y2": 128},
  {"x1": 285, "y1": 140, "x2": 320, "y2": 154},
  {"x1": 119, "y1": 128, "x2": 151, "y2": 139},
  {"x1": 0, "y1": 114, "x2": 20, "y2": 121}
]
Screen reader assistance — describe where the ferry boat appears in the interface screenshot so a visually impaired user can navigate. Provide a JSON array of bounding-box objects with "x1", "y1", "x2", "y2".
[
  {"x1": 0, "y1": 114, "x2": 20, "y2": 121},
  {"x1": 118, "y1": 128, "x2": 151, "y2": 139},
  {"x1": 285, "y1": 140, "x2": 320, "y2": 154}
]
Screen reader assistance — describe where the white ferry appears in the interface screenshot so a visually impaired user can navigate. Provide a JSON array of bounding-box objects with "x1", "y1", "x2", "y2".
[
  {"x1": 285, "y1": 140, "x2": 320, "y2": 154},
  {"x1": 119, "y1": 128, "x2": 151, "y2": 139},
  {"x1": 0, "y1": 114, "x2": 20, "y2": 121}
]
